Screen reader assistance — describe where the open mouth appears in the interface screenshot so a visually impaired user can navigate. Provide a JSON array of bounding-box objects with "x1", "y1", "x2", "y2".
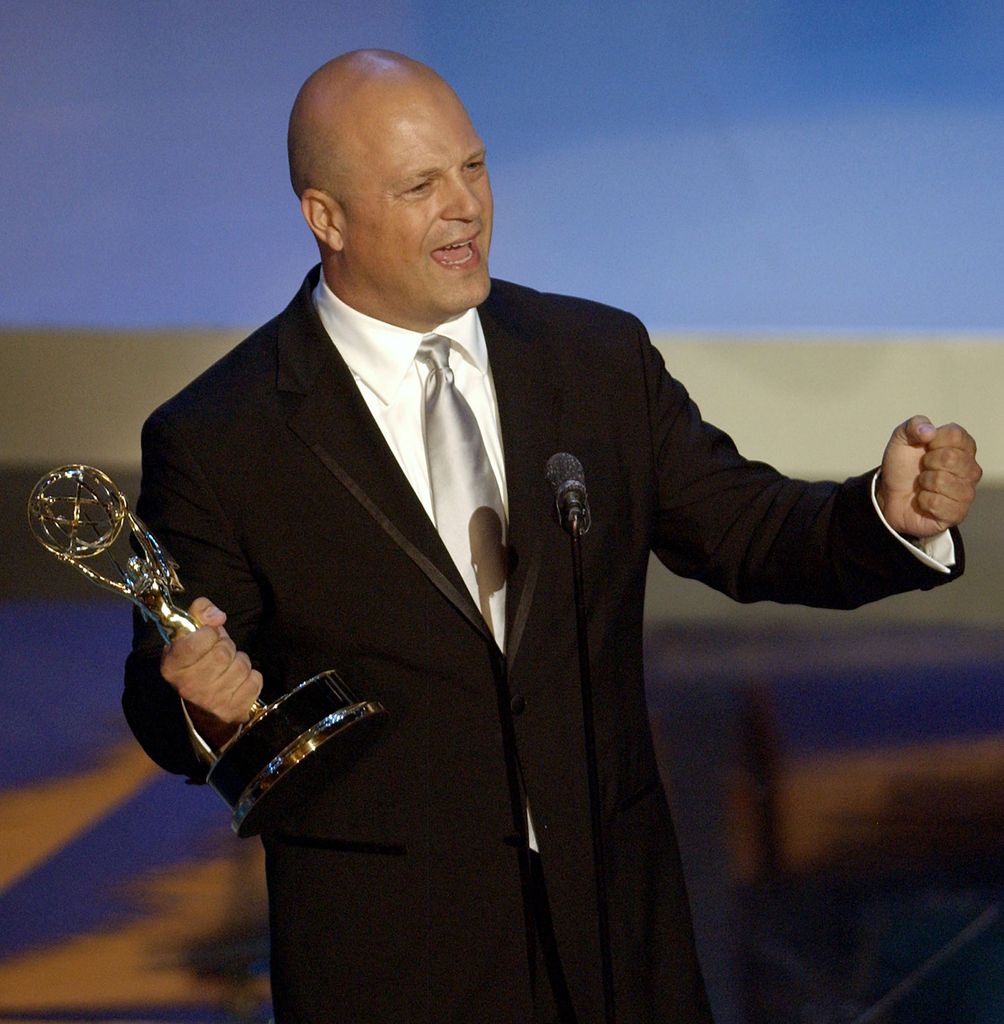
[{"x1": 432, "y1": 240, "x2": 475, "y2": 267}]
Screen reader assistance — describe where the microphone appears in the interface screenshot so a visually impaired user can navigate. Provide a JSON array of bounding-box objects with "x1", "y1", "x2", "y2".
[{"x1": 545, "y1": 452, "x2": 591, "y2": 536}]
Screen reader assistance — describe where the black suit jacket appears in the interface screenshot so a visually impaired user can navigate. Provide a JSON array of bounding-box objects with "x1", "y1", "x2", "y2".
[{"x1": 124, "y1": 268, "x2": 960, "y2": 1023}]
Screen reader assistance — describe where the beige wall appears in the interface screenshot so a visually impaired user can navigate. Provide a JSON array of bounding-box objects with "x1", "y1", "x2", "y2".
[
  {"x1": 5, "y1": 329, "x2": 1001, "y2": 623},
  {"x1": 1, "y1": 329, "x2": 243, "y2": 469},
  {"x1": 3, "y1": 328, "x2": 1000, "y2": 479},
  {"x1": 658, "y1": 335, "x2": 1002, "y2": 483}
]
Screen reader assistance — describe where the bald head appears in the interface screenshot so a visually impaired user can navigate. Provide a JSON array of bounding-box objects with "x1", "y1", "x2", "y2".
[
  {"x1": 289, "y1": 49, "x2": 492, "y2": 330},
  {"x1": 287, "y1": 49, "x2": 457, "y2": 198}
]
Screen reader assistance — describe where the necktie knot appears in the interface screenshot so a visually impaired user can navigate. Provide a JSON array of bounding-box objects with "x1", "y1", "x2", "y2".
[
  {"x1": 419, "y1": 334, "x2": 453, "y2": 377},
  {"x1": 419, "y1": 335, "x2": 457, "y2": 397}
]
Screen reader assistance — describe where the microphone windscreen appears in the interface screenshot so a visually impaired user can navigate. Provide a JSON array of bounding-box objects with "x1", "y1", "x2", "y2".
[{"x1": 545, "y1": 452, "x2": 586, "y2": 495}]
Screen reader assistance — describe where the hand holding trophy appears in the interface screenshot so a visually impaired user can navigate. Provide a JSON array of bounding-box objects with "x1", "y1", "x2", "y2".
[{"x1": 28, "y1": 464, "x2": 386, "y2": 836}]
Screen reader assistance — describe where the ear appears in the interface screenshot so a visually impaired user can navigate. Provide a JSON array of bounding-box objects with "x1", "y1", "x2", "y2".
[{"x1": 300, "y1": 188, "x2": 346, "y2": 252}]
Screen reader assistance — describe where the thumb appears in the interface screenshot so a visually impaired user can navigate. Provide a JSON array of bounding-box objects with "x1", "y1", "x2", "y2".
[
  {"x1": 188, "y1": 596, "x2": 227, "y2": 629},
  {"x1": 895, "y1": 414, "x2": 936, "y2": 447}
]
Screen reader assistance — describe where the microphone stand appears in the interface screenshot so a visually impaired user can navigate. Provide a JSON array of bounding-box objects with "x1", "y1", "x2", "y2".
[{"x1": 566, "y1": 506, "x2": 616, "y2": 1024}]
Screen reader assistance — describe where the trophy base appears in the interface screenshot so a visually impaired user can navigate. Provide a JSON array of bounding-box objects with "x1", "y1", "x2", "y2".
[{"x1": 206, "y1": 669, "x2": 387, "y2": 837}]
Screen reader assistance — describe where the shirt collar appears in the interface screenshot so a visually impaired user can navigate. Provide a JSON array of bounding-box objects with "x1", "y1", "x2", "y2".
[{"x1": 313, "y1": 271, "x2": 488, "y2": 405}]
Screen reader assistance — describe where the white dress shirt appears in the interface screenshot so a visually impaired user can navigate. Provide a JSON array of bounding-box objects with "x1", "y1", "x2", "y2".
[{"x1": 313, "y1": 272, "x2": 509, "y2": 644}]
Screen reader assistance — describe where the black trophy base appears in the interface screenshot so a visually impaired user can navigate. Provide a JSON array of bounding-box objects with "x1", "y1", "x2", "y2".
[{"x1": 206, "y1": 669, "x2": 387, "y2": 837}]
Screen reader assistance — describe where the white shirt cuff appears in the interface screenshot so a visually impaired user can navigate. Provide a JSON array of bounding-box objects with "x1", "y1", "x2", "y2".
[{"x1": 870, "y1": 471, "x2": 955, "y2": 574}]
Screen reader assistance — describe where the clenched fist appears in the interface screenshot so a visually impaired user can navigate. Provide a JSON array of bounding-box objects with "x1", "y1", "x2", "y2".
[
  {"x1": 161, "y1": 596, "x2": 263, "y2": 749},
  {"x1": 877, "y1": 415, "x2": 982, "y2": 538}
]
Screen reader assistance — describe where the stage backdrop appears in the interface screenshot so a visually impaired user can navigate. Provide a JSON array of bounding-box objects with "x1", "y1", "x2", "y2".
[
  {"x1": 3, "y1": 3, "x2": 1003, "y2": 1022},
  {"x1": 2, "y1": 1, "x2": 1003, "y2": 333}
]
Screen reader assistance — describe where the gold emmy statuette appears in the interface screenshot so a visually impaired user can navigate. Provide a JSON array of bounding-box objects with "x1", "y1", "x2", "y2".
[{"x1": 28, "y1": 465, "x2": 387, "y2": 836}]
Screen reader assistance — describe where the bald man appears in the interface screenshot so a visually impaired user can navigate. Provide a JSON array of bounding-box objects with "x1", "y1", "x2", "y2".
[{"x1": 124, "y1": 50, "x2": 980, "y2": 1024}]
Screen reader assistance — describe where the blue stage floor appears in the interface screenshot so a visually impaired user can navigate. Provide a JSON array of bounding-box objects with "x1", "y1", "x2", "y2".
[{"x1": 5, "y1": 601, "x2": 1004, "y2": 1022}]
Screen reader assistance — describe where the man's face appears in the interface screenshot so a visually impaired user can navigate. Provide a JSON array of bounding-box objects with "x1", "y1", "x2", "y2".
[{"x1": 328, "y1": 79, "x2": 493, "y2": 332}]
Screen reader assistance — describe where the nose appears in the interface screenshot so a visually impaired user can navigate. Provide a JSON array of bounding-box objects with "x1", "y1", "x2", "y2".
[{"x1": 442, "y1": 170, "x2": 484, "y2": 222}]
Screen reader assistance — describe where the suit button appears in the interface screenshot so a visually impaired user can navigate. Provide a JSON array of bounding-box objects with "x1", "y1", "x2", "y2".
[{"x1": 510, "y1": 693, "x2": 525, "y2": 715}]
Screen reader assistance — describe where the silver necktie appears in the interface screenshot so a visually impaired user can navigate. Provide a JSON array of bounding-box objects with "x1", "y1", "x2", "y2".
[{"x1": 418, "y1": 334, "x2": 507, "y2": 632}]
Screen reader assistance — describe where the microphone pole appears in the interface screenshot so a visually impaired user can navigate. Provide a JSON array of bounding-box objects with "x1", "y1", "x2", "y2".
[{"x1": 545, "y1": 453, "x2": 615, "y2": 1024}]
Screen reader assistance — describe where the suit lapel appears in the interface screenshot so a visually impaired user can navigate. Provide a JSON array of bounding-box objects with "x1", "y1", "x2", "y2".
[
  {"x1": 479, "y1": 285, "x2": 560, "y2": 669},
  {"x1": 277, "y1": 273, "x2": 493, "y2": 643},
  {"x1": 274, "y1": 273, "x2": 559, "y2": 657}
]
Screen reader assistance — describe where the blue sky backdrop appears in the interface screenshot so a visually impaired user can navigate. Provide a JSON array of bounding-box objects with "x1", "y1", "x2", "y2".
[{"x1": 3, "y1": 0, "x2": 1002, "y2": 330}]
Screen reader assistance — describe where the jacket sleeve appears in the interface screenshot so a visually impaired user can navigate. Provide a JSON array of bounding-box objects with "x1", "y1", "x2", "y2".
[{"x1": 635, "y1": 326, "x2": 963, "y2": 608}]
